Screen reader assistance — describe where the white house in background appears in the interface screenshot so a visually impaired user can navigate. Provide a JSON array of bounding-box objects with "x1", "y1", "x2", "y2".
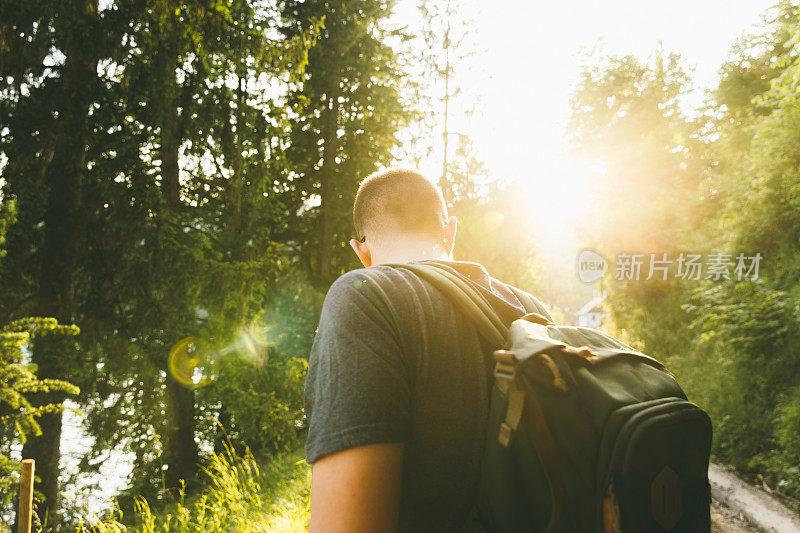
[{"x1": 577, "y1": 294, "x2": 605, "y2": 328}]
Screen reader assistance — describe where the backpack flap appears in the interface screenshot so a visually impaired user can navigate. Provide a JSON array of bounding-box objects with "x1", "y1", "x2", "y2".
[{"x1": 507, "y1": 319, "x2": 570, "y2": 360}]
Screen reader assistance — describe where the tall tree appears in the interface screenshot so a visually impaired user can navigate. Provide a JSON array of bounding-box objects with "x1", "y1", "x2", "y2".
[
  {"x1": 686, "y1": 2, "x2": 800, "y2": 490},
  {"x1": 150, "y1": 1, "x2": 201, "y2": 490},
  {"x1": 0, "y1": 0, "x2": 106, "y2": 523},
  {"x1": 0, "y1": 205, "x2": 79, "y2": 527},
  {"x1": 567, "y1": 47, "x2": 707, "y2": 359},
  {"x1": 414, "y1": 0, "x2": 481, "y2": 205},
  {"x1": 79, "y1": 0, "x2": 316, "y2": 495},
  {"x1": 282, "y1": 0, "x2": 410, "y2": 283},
  {"x1": 1, "y1": 0, "x2": 316, "y2": 519}
]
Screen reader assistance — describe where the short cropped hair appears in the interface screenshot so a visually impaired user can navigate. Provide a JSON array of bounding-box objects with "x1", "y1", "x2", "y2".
[{"x1": 353, "y1": 168, "x2": 448, "y2": 243}]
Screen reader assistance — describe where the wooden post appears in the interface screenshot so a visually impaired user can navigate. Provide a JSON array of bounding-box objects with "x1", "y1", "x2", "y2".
[{"x1": 18, "y1": 459, "x2": 34, "y2": 533}]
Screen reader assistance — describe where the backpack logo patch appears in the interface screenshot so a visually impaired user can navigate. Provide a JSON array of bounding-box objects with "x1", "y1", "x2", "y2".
[{"x1": 651, "y1": 465, "x2": 683, "y2": 530}]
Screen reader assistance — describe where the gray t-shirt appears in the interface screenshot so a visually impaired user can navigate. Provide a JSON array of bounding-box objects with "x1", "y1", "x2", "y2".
[{"x1": 304, "y1": 260, "x2": 535, "y2": 531}]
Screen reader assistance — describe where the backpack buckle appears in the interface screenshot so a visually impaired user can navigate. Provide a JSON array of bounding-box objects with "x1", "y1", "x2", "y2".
[
  {"x1": 498, "y1": 422, "x2": 513, "y2": 447},
  {"x1": 493, "y1": 350, "x2": 516, "y2": 381}
]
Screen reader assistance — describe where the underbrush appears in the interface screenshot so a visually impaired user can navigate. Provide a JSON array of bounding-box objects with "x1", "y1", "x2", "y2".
[
  {"x1": 678, "y1": 282, "x2": 800, "y2": 507},
  {"x1": 79, "y1": 447, "x2": 310, "y2": 532}
]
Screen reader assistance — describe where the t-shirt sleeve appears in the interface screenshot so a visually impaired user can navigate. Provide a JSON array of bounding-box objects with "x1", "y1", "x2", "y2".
[{"x1": 303, "y1": 270, "x2": 411, "y2": 463}]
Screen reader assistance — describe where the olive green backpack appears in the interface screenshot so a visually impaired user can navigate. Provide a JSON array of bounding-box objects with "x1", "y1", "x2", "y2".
[{"x1": 397, "y1": 263, "x2": 712, "y2": 533}]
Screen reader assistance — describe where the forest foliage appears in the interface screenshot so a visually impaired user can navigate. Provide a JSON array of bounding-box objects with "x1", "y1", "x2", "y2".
[{"x1": 568, "y1": 0, "x2": 800, "y2": 500}]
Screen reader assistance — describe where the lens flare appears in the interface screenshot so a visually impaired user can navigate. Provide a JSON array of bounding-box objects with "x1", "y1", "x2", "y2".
[
  {"x1": 247, "y1": 316, "x2": 270, "y2": 347},
  {"x1": 168, "y1": 336, "x2": 217, "y2": 389},
  {"x1": 232, "y1": 318, "x2": 270, "y2": 363},
  {"x1": 168, "y1": 317, "x2": 272, "y2": 387}
]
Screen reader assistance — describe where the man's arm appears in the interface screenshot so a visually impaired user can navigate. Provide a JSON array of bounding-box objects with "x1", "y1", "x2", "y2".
[
  {"x1": 305, "y1": 271, "x2": 411, "y2": 530},
  {"x1": 309, "y1": 443, "x2": 404, "y2": 533}
]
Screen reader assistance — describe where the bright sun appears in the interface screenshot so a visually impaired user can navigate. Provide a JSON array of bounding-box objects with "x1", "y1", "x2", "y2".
[
  {"x1": 392, "y1": 0, "x2": 774, "y2": 259},
  {"x1": 514, "y1": 157, "x2": 593, "y2": 254}
]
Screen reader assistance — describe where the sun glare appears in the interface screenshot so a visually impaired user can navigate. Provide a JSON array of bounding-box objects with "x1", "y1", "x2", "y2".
[
  {"x1": 513, "y1": 158, "x2": 593, "y2": 254},
  {"x1": 392, "y1": 0, "x2": 774, "y2": 259}
]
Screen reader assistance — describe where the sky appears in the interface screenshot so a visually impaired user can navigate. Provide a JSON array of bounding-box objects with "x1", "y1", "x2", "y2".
[{"x1": 393, "y1": 0, "x2": 778, "y2": 253}]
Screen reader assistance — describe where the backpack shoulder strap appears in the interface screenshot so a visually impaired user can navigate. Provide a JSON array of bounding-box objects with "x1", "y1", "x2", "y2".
[
  {"x1": 507, "y1": 284, "x2": 554, "y2": 322},
  {"x1": 389, "y1": 263, "x2": 507, "y2": 348},
  {"x1": 395, "y1": 263, "x2": 564, "y2": 531}
]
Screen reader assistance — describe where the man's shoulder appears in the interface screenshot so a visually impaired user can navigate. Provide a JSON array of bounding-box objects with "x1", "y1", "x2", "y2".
[
  {"x1": 323, "y1": 266, "x2": 421, "y2": 312},
  {"x1": 329, "y1": 265, "x2": 424, "y2": 294}
]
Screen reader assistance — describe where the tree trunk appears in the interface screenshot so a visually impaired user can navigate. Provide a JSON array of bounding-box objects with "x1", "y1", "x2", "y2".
[
  {"x1": 19, "y1": 24, "x2": 94, "y2": 526},
  {"x1": 158, "y1": 51, "x2": 199, "y2": 491},
  {"x1": 164, "y1": 377, "x2": 197, "y2": 489},
  {"x1": 161, "y1": 97, "x2": 181, "y2": 211},
  {"x1": 318, "y1": 90, "x2": 340, "y2": 282}
]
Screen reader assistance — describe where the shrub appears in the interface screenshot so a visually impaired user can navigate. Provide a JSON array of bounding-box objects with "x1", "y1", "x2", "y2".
[
  {"x1": 682, "y1": 280, "x2": 800, "y2": 495},
  {"x1": 0, "y1": 317, "x2": 79, "y2": 523},
  {"x1": 211, "y1": 346, "x2": 307, "y2": 455},
  {"x1": 79, "y1": 446, "x2": 310, "y2": 532}
]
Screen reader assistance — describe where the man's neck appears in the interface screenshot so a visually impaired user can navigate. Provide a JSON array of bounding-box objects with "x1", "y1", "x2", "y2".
[{"x1": 371, "y1": 244, "x2": 451, "y2": 266}]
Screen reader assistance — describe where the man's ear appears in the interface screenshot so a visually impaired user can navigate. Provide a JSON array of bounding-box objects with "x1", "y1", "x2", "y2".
[
  {"x1": 443, "y1": 216, "x2": 458, "y2": 257},
  {"x1": 349, "y1": 238, "x2": 372, "y2": 267}
]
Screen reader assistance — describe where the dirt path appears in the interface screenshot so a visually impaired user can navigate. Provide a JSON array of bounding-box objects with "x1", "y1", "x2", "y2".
[
  {"x1": 712, "y1": 500, "x2": 759, "y2": 533},
  {"x1": 710, "y1": 463, "x2": 800, "y2": 533}
]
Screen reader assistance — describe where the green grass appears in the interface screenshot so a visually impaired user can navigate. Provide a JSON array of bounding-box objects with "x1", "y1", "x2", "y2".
[{"x1": 79, "y1": 448, "x2": 311, "y2": 532}]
